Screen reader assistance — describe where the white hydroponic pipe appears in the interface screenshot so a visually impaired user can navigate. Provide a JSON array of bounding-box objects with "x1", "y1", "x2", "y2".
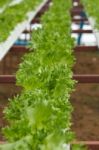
[
  {"x1": 0, "y1": 0, "x2": 48, "y2": 61},
  {"x1": 89, "y1": 17, "x2": 99, "y2": 48}
]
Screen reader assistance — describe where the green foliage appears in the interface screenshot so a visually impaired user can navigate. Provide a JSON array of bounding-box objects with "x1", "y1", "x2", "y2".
[
  {"x1": 0, "y1": 0, "x2": 11, "y2": 7},
  {"x1": 0, "y1": 0, "x2": 42, "y2": 42},
  {"x1": 82, "y1": 0, "x2": 99, "y2": 29},
  {"x1": 72, "y1": 144, "x2": 87, "y2": 150},
  {"x1": 0, "y1": 0, "x2": 86, "y2": 149}
]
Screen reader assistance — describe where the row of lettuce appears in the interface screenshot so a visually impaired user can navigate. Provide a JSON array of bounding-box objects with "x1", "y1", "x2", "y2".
[
  {"x1": 0, "y1": 0, "x2": 11, "y2": 7},
  {"x1": 0, "y1": 0, "x2": 87, "y2": 149},
  {"x1": 0, "y1": 0, "x2": 43, "y2": 43},
  {"x1": 82, "y1": 0, "x2": 99, "y2": 29}
]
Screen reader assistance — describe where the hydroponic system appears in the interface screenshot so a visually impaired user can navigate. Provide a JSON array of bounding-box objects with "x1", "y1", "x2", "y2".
[{"x1": 0, "y1": 0, "x2": 99, "y2": 150}]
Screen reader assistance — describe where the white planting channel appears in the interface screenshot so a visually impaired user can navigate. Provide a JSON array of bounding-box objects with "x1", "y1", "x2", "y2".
[{"x1": 0, "y1": 0, "x2": 48, "y2": 61}]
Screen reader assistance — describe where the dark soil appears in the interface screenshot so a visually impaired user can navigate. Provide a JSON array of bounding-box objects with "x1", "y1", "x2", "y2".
[
  {"x1": 73, "y1": 51, "x2": 99, "y2": 74},
  {"x1": 0, "y1": 51, "x2": 24, "y2": 75},
  {"x1": 71, "y1": 51, "x2": 99, "y2": 141}
]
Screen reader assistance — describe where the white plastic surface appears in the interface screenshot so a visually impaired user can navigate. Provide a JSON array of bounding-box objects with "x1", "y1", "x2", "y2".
[
  {"x1": 83, "y1": 24, "x2": 92, "y2": 30},
  {"x1": 25, "y1": 23, "x2": 42, "y2": 31},
  {"x1": 71, "y1": 23, "x2": 92, "y2": 30},
  {"x1": 19, "y1": 33, "x2": 26, "y2": 40},
  {"x1": 63, "y1": 144, "x2": 70, "y2": 150},
  {"x1": 89, "y1": 17, "x2": 99, "y2": 47},
  {"x1": 71, "y1": 18, "x2": 97, "y2": 46},
  {"x1": 25, "y1": 24, "x2": 31, "y2": 31},
  {"x1": 81, "y1": 34, "x2": 97, "y2": 46},
  {"x1": 73, "y1": 2, "x2": 78, "y2": 6},
  {"x1": 73, "y1": 15, "x2": 81, "y2": 19},
  {"x1": 31, "y1": 23, "x2": 42, "y2": 30},
  {"x1": 0, "y1": 0, "x2": 48, "y2": 61},
  {"x1": 19, "y1": 33, "x2": 30, "y2": 41},
  {"x1": 89, "y1": 17, "x2": 96, "y2": 29},
  {"x1": 71, "y1": 23, "x2": 79, "y2": 30},
  {"x1": 94, "y1": 31, "x2": 99, "y2": 48}
]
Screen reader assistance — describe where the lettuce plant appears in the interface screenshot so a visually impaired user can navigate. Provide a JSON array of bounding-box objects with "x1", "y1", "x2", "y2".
[
  {"x1": 82, "y1": 0, "x2": 99, "y2": 29},
  {"x1": 0, "y1": 0, "x2": 87, "y2": 149},
  {"x1": 0, "y1": 0, "x2": 43, "y2": 42},
  {"x1": 0, "y1": 0, "x2": 11, "y2": 7}
]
